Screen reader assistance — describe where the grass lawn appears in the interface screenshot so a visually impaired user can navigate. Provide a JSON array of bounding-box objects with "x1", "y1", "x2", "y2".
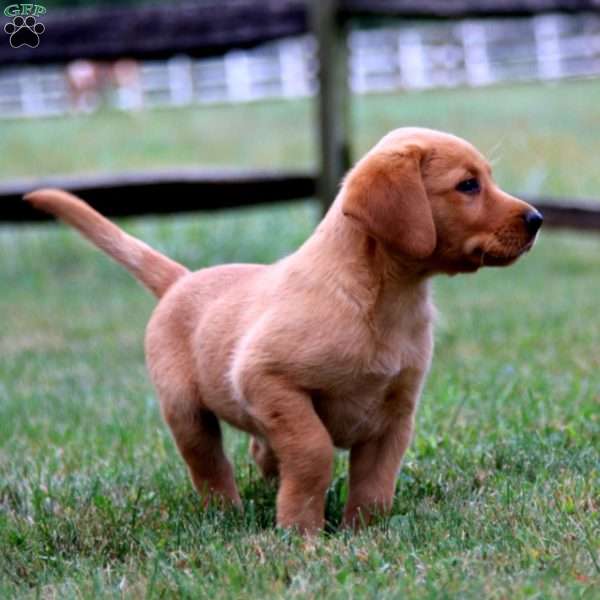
[{"x1": 1, "y1": 81, "x2": 599, "y2": 598}]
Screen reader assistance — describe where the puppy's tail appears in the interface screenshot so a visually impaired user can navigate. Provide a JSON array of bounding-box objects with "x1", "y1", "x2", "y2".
[{"x1": 24, "y1": 188, "x2": 189, "y2": 298}]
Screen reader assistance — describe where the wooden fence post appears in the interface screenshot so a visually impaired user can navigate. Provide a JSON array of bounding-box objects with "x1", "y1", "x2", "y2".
[{"x1": 312, "y1": 0, "x2": 352, "y2": 214}]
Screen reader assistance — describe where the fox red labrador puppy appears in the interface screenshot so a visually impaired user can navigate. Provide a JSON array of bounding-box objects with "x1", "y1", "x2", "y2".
[{"x1": 26, "y1": 128, "x2": 542, "y2": 533}]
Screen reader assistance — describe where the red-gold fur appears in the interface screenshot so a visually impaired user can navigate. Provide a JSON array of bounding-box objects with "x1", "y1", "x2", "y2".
[{"x1": 25, "y1": 128, "x2": 540, "y2": 533}]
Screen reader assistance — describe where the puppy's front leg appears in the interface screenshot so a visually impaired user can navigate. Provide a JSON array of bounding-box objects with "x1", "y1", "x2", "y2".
[
  {"x1": 244, "y1": 373, "x2": 334, "y2": 533},
  {"x1": 343, "y1": 375, "x2": 423, "y2": 528}
]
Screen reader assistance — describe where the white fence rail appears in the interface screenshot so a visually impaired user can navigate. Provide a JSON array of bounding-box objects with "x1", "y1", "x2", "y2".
[{"x1": 1, "y1": 13, "x2": 600, "y2": 119}]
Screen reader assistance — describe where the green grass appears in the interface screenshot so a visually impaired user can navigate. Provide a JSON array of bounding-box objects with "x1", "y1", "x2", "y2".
[
  {"x1": 1, "y1": 208, "x2": 599, "y2": 599},
  {"x1": 1, "y1": 81, "x2": 599, "y2": 598}
]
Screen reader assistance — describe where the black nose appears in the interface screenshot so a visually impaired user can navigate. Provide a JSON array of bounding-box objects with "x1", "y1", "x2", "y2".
[{"x1": 523, "y1": 210, "x2": 543, "y2": 235}]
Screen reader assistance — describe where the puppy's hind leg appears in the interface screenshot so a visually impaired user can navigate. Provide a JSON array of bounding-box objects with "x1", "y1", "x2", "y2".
[
  {"x1": 161, "y1": 394, "x2": 241, "y2": 508},
  {"x1": 145, "y1": 305, "x2": 240, "y2": 508}
]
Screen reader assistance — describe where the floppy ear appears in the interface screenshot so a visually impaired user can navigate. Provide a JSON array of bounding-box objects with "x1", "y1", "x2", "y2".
[{"x1": 341, "y1": 146, "x2": 436, "y2": 259}]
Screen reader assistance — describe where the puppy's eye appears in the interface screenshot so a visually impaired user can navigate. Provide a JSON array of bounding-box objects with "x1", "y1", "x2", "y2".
[{"x1": 455, "y1": 178, "x2": 481, "y2": 195}]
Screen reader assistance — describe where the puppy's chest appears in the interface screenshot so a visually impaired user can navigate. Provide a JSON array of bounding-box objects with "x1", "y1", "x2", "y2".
[
  {"x1": 312, "y1": 311, "x2": 433, "y2": 447},
  {"x1": 313, "y1": 368, "x2": 419, "y2": 448},
  {"x1": 368, "y1": 325, "x2": 427, "y2": 377},
  {"x1": 351, "y1": 305, "x2": 433, "y2": 379}
]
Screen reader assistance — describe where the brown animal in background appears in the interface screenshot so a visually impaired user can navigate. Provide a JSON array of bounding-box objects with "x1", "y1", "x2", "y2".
[
  {"x1": 25, "y1": 128, "x2": 542, "y2": 534},
  {"x1": 66, "y1": 59, "x2": 141, "y2": 113}
]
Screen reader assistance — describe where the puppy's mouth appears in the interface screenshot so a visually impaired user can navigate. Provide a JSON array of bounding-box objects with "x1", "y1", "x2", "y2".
[{"x1": 470, "y1": 239, "x2": 535, "y2": 267}]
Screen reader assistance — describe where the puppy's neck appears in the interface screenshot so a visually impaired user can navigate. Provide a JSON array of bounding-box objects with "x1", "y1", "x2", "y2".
[{"x1": 293, "y1": 195, "x2": 431, "y2": 316}]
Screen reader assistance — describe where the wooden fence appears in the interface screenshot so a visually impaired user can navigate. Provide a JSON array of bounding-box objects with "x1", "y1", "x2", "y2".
[
  {"x1": 2, "y1": 170, "x2": 597, "y2": 231},
  {"x1": 1, "y1": 170, "x2": 315, "y2": 222},
  {"x1": 1, "y1": 0, "x2": 600, "y2": 229}
]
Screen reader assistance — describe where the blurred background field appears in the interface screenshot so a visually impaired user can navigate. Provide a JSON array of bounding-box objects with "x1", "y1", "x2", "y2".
[
  {"x1": 1, "y1": 1, "x2": 599, "y2": 598},
  {"x1": 3, "y1": 78, "x2": 600, "y2": 200}
]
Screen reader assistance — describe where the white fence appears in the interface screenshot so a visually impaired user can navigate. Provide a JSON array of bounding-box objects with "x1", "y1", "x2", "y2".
[{"x1": 1, "y1": 12, "x2": 600, "y2": 119}]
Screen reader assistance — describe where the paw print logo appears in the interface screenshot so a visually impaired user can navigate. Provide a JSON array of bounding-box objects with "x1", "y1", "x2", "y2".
[{"x1": 4, "y1": 16, "x2": 45, "y2": 48}]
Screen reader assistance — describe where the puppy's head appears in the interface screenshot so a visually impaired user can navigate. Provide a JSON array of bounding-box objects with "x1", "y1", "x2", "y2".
[{"x1": 341, "y1": 128, "x2": 542, "y2": 274}]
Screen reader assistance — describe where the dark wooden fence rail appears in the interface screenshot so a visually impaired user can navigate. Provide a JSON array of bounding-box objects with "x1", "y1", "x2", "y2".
[
  {"x1": 527, "y1": 199, "x2": 600, "y2": 230},
  {"x1": 1, "y1": 0, "x2": 599, "y2": 229},
  {"x1": 1, "y1": 170, "x2": 598, "y2": 231},
  {"x1": 342, "y1": 0, "x2": 600, "y2": 19},
  {"x1": 0, "y1": 170, "x2": 316, "y2": 222}
]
